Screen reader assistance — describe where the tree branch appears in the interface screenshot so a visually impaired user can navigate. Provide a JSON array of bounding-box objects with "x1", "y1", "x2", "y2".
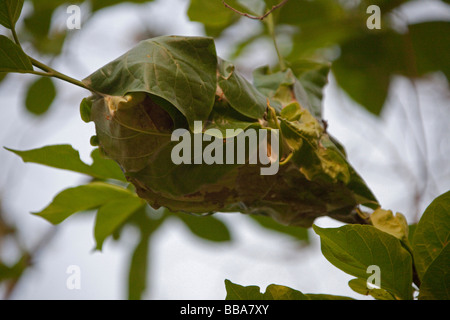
[{"x1": 222, "y1": 0, "x2": 289, "y2": 21}]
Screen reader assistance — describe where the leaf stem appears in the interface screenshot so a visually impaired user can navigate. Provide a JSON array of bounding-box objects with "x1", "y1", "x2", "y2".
[
  {"x1": 10, "y1": 27, "x2": 21, "y2": 48},
  {"x1": 28, "y1": 57, "x2": 95, "y2": 93},
  {"x1": 266, "y1": 14, "x2": 286, "y2": 71},
  {"x1": 7, "y1": 18, "x2": 100, "y2": 95},
  {"x1": 222, "y1": 0, "x2": 289, "y2": 21}
]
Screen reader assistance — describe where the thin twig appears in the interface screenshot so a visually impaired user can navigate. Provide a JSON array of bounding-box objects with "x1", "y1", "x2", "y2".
[{"x1": 222, "y1": 0, "x2": 289, "y2": 21}]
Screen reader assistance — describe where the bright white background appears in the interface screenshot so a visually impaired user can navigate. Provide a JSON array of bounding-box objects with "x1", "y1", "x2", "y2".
[{"x1": 0, "y1": 0, "x2": 449, "y2": 299}]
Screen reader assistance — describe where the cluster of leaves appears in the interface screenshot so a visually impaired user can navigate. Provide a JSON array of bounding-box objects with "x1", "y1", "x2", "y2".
[
  {"x1": 226, "y1": 191, "x2": 450, "y2": 300},
  {"x1": 77, "y1": 35, "x2": 378, "y2": 228},
  {"x1": 0, "y1": 0, "x2": 449, "y2": 300}
]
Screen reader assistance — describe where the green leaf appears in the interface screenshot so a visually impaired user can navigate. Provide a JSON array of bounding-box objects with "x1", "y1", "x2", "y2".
[
  {"x1": 130, "y1": 138, "x2": 239, "y2": 201},
  {"x1": 412, "y1": 190, "x2": 450, "y2": 281},
  {"x1": 174, "y1": 212, "x2": 231, "y2": 242},
  {"x1": 277, "y1": 0, "x2": 344, "y2": 27},
  {"x1": 407, "y1": 21, "x2": 450, "y2": 80},
  {"x1": 300, "y1": 293, "x2": 354, "y2": 300},
  {"x1": 263, "y1": 284, "x2": 309, "y2": 300},
  {"x1": 249, "y1": 214, "x2": 309, "y2": 243},
  {"x1": 0, "y1": 35, "x2": 33, "y2": 73},
  {"x1": 94, "y1": 197, "x2": 144, "y2": 250},
  {"x1": 217, "y1": 58, "x2": 268, "y2": 120},
  {"x1": 127, "y1": 207, "x2": 166, "y2": 300},
  {"x1": 348, "y1": 278, "x2": 395, "y2": 300},
  {"x1": 252, "y1": 67, "x2": 312, "y2": 115},
  {"x1": 0, "y1": 72, "x2": 7, "y2": 83},
  {"x1": 83, "y1": 36, "x2": 218, "y2": 129},
  {"x1": 0, "y1": 0, "x2": 24, "y2": 29},
  {"x1": 23, "y1": 4, "x2": 67, "y2": 55},
  {"x1": 5, "y1": 144, "x2": 126, "y2": 181},
  {"x1": 225, "y1": 279, "x2": 264, "y2": 300},
  {"x1": 358, "y1": 0, "x2": 410, "y2": 13},
  {"x1": 33, "y1": 182, "x2": 136, "y2": 224},
  {"x1": 23, "y1": 4, "x2": 53, "y2": 37},
  {"x1": 313, "y1": 224, "x2": 413, "y2": 300},
  {"x1": 90, "y1": 0, "x2": 151, "y2": 12},
  {"x1": 204, "y1": 97, "x2": 259, "y2": 137},
  {"x1": 80, "y1": 97, "x2": 92, "y2": 123},
  {"x1": 187, "y1": 0, "x2": 235, "y2": 28},
  {"x1": 279, "y1": 113, "x2": 352, "y2": 184},
  {"x1": 0, "y1": 255, "x2": 28, "y2": 282},
  {"x1": 188, "y1": 0, "x2": 263, "y2": 37},
  {"x1": 187, "y1": 0, "x2": 265, "y2": 34},
  {"x1": 295, "y1": 61, "x2": 331, "y2": 120},
  {"x1": 332, "y1": 31, "x2": 401, "y2": 115},
  {"x1": 285, "y1": 2, "x2": 360, "y2": 60},
  {"x1": 128, "y1": 224, "x2": 150, "y2": 300},
  {"x1": 25, "y1": 77, "x2": 56, "y2": 116},
  {"x1": 88, "y1": 94, "x2": 174, "y2": 174},
  {"x1": 418, "y1": 244, "x2": 450, "y2": 300},
  {"x1": 89, "y1": 148, "x2": 126, "y2": 181},
  {"x1": 224, "y1": 280, "x2": 354, "y2": 300}
]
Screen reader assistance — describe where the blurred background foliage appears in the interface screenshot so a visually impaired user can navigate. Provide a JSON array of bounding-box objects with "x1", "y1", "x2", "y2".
[{"x1": 0, "y1": 0, "x2": 449, "y2": 299}]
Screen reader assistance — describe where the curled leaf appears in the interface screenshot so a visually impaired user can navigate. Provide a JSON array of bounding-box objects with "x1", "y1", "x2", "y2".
[{"x1": 370, "y1": 208, "x2": 409, "y2": 241}]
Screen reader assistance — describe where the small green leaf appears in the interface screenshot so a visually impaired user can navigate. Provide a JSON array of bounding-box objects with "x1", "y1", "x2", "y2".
[
  {"x1": 25, "y1": 77, "x2": 56, "y2": 115},
  {"x1": 279, "y1": 102, "x2": 302, "y2": 122},
  {"x1": 0, "y1": 35, "x2": 33, "y2": 73},
  {"x1": 263, "y1": 284, "x2": 309, "y2": 300},
  {"x1": 33, "y1": 182, "x2": 135, "y2": 224},
  {"x1": 80, "y1": 97, "x2": 92, "y2": 123},
  {"x1": 218, "y1": 58, "x2": 267, "y2": 120},
  {"x1": 253, "y1": 67, "x2": 310, "y2": 115},
  {"x1": 0, "y1": 0, "x2": 24, "y2": 29},
  {"x1": 412, "y1": 190, "x2": 450, "y2": 281},
  {"x1": 313, "y1": 224, "x2": 413, "y2": 300},
  {"x1": 348, "y1": 278, "x2": 395, "y2": 300},
  {"x1": 174, "y1": 212, "x2": 231, "y2": 242},
  {"x1": 5, "y1": 144, "x2": 126, "y2": 181},
  {"x1": 94, "y1": 197, "x2": 144, "y2": 250},
  {"x1": 295, "y1": 60, "x2": 331, "y2": 119},
  {"x1": 0, "y1": 254, "x2": 28, "y2": 282}
]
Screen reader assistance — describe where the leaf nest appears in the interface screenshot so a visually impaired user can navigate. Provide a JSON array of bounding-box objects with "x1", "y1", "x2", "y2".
[{"x1": 82, "y1": 36, "x2": 378, "y2": 227}]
